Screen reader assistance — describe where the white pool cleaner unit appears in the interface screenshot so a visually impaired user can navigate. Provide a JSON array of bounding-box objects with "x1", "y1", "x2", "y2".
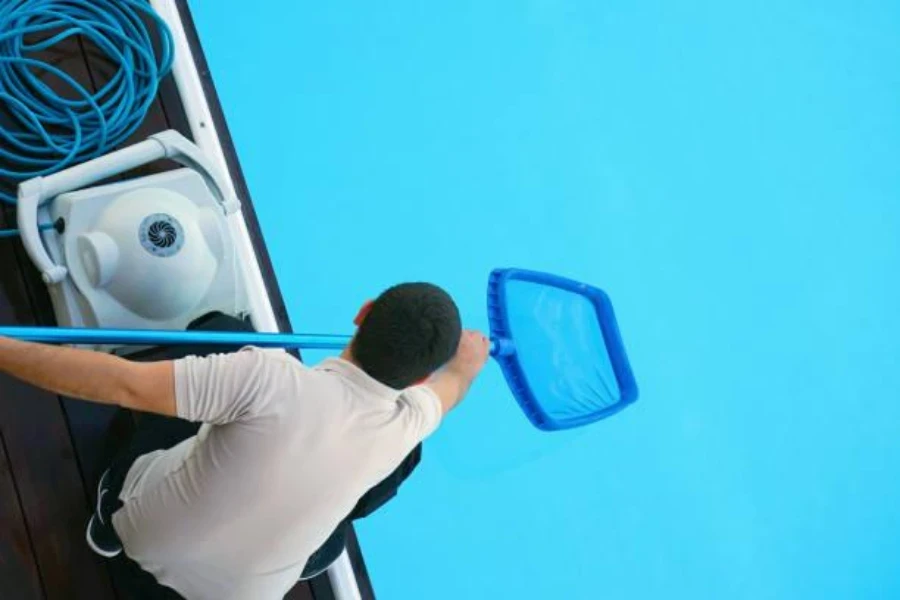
[{"x1": 16, "y1": 131, "x2": 249, "y2": 353}]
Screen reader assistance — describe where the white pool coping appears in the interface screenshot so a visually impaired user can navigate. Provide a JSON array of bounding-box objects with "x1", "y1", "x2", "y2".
[{"x1": 148, "y1": 1, "x2": 364, "y2": 598}]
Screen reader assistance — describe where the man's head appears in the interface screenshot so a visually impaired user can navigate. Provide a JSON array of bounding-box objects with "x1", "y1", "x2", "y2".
[{"x1": 347, "y1": 282, "x2": 462, "y2": 389}]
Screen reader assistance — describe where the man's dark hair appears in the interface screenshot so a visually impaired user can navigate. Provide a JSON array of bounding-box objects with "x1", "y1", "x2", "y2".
[{"x1": 352, "y1": 282, "x2": 462, "y2": 389}]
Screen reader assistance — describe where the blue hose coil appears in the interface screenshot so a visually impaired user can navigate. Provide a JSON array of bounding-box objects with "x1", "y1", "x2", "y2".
[{"x1": 0, "y1": 0, "x2": 174, "y2": 204}]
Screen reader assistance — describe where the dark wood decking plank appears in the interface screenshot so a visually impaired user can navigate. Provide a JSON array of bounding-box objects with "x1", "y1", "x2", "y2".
[
  {"x1": 0, "y1": 233, "x2": 115, "y2": 599},
  {"x1": 0, "y1": 430, "x2": 44, "y2": 599}
]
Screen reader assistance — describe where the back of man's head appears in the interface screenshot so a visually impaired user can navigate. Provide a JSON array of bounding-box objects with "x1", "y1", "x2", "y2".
[{"x1": 351, "y1": 282, "x2": 462, "y2": 389}]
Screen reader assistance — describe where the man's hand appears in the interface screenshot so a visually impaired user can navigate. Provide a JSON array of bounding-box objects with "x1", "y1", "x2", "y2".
[
  {"x1": 446, "y1": 330, "x2": 491, "y2": 382},
  {"x1": 427, "y1": 330, "x2": 491, "y2": 415}
]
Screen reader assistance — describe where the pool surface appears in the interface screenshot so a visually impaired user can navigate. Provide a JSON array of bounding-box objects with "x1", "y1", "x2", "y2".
[{"x1": 192, "y1": 1, "x2": 900, "y2": 598}]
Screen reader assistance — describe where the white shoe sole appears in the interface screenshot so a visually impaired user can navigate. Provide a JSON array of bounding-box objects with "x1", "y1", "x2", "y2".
[
  {"x1": 86, "y1": 469, "x2": 122, "y2": 558},
  {"x1": 86, "y1": 514, "x2": 122, "y2": 558}
]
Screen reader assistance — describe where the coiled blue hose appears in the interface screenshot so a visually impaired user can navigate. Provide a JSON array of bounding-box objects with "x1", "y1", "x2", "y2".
[{"x1": 0, "y1": 0, "x2": 174, "y2": 204}]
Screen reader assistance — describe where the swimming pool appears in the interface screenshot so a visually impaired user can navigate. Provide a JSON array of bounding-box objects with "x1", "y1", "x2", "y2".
[{"x1": 192, "y1": 1, "x2": 900, "y2": 597}]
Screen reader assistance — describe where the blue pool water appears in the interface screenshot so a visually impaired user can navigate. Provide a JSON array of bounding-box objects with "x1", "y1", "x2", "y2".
[{"x1": 192, "y1": 1, "x2": 900, "y2": 598}]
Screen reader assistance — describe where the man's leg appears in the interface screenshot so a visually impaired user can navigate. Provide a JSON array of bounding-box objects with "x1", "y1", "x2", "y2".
[
  {"x1": 87, "y1": 412, "x2": 201, "y2": 557},
  {"x1": 88, "y1": 412, "x2": 200, "y2": 599},
  {"x1": 86, "y1": 313, "x2": 256, "y2": 597}
]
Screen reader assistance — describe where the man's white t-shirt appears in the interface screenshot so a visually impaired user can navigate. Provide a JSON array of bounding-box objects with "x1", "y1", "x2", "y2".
[{"x1": 111, "y1": 348, "x2": 443, "y2": 600}]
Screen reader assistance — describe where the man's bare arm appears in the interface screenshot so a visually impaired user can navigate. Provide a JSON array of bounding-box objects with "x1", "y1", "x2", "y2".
[
  {"x1": 0, "y1": 337, "x2": 176, "y2": 416},
  {"x1": 426, "y1": 330, "x2": 490, "y2": 415}
]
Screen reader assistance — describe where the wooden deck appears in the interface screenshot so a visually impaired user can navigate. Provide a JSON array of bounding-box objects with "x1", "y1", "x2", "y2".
[{"x1": 0, "y1": 2, "x2": 373, "y2": 598}]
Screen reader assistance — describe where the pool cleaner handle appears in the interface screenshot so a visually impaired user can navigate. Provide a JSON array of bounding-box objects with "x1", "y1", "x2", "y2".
[{"x1": 0, "y1": 326, "x2": 506, "y2": 356}]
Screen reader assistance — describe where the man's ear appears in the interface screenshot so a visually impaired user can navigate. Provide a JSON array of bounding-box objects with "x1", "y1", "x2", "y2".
[{"x1": 353, "y1": 300, "x2": 374, "y2": 327}]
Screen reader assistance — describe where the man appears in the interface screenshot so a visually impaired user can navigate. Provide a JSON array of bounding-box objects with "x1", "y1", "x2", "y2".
[{"x1": 0, "y1": 282, "x2": 489, "y2": 599}]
